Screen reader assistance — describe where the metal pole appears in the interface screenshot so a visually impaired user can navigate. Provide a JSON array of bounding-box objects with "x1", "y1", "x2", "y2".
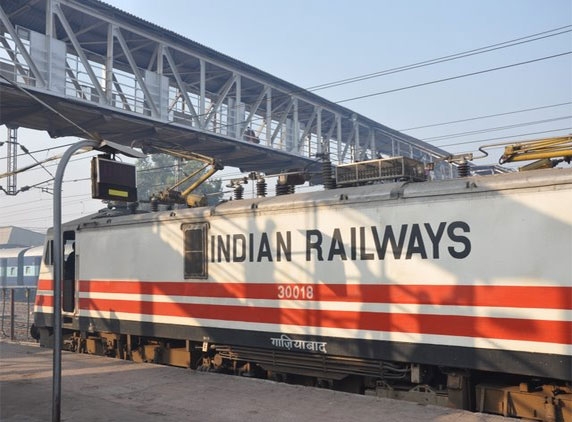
[
  {"x1": 26, "y1": 287, "x2": 31, "y2": 340},
  {"x1": 9, "y1": 288, "x2": 14, "y2": 341},
  {"x1": 6, "y1": 126, "x2": 18, "y2": 195},
  {"x1": 52, "y1": 139, "x2": 99, "y2": 422}
]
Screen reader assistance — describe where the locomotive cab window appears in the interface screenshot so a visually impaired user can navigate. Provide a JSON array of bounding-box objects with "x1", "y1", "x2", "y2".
[{"x1": 183, "y1": 223, "x2": 208, "y2": 279}]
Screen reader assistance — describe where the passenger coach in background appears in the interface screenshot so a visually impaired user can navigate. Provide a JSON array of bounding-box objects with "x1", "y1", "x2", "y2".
[{"x1": 0, "y1": 245, "x2": 43, "y2": 301}]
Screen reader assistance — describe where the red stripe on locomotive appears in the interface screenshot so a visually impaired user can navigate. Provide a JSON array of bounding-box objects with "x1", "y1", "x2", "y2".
[
  {"x1": 38, "y1": 279, "x2": 571, "y2": 310},
  {"x1": 72, "y1": 297, "x2": 571, "y2": 345}
]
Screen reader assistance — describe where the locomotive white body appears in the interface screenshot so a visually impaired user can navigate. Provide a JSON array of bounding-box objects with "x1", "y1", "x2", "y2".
[{"x1": 34, "y1": 168, "x2": 572, "y2": 412}]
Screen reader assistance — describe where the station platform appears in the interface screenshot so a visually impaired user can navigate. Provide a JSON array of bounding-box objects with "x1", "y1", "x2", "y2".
[{"x1": 0, "y1": 341, "x2": 509, "y2": 422}]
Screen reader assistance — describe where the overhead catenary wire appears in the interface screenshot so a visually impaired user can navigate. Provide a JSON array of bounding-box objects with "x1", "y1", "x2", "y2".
[
  {"x1": 0, "y1": 150, "x2": 94, "y2": 180},
  {"x1": 335, "y1": 51, "x2": 572, "y2": 104},
  {"x1": 0, "y1": 194, "x2": 98, "y2": 219},
  {"x1": 306, "y1": 25, "x2": 572, "y2": 92},
  {"x1": 158, "y1": 25, "x2": 571, "y2": 97},
  {"x1": 18, "y1": 117, "x2": 567, "y2": 183},
  {"x1": 212, "y1": 49, "x2": 572, "y2": 138},
  {"x1": 0, "y1": 141, "x2": 78, "y2": 162},
  {"x1": 436, "y1": 127, "x2": 572, "y2": 149},
  {"x1": 425, "y1": 116, "x2": 572, "y2": 143},
  {"x1": 198, "y1": 25, "x2": 572, "y2": 133},
  {"x1": 18, "y1": 144, "x2": 55, "y2": 178},
  {"x1": 400, "y1": 102, "x2": 572, "y2": 131}
]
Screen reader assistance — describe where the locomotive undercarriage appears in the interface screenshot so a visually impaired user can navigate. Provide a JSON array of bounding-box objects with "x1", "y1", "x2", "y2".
[{"x1": 34, "y1": 326, "x2": 571, "y2": 422}]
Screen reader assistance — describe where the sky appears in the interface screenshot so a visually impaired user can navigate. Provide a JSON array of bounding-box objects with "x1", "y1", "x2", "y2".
[{"x1": 1, "y1": 0, "x2": 571, "y2": 233}]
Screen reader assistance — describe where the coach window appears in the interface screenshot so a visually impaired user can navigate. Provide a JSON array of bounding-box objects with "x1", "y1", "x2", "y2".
[{"x1": 183, "y1": 223, "x2": 208, "y2": 279}]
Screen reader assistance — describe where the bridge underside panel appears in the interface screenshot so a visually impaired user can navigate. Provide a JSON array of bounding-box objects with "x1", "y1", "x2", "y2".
[{"x1": 0, "y1": 83, "x2": 312, "y2": 176}]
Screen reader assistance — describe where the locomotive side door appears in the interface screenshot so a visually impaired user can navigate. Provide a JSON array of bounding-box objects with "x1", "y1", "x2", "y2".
[{"x1": 62, "y1": 230, "x2": 76, "y2": 313}]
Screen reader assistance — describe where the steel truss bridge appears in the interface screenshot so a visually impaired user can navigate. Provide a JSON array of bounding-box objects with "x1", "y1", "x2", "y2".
[{"x1": 0, "y1": 0, "x2": 454, "y2": 182}]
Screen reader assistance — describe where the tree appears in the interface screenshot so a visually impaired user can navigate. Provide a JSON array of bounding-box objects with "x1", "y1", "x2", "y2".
[{"x1": 136, "y1": 154, "x2": 222, "y2": 206}]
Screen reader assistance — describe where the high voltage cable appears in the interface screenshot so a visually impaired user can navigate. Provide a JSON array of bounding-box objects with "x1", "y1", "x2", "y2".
[
  {"x1": 0, "y1": 74, "x2": 100, "y2": 141},
  {"x1": 400, "y1": 102, "x2": 572, "y2": 131},
  {"x1": 336, "y1": 51, "x2": 572, "y2": 104},
  {"x1": 437, "y1": 127, "x2": 572, "y2": 148},
  {"x1": 216, "y1": 49, "x2": 572, "y2": 135},
  {"x1": 0, "y1": 152, "x2": 94, "y2": 178},
  {"x1": 216, "y1": 25, "x2": 572, "y2": 126},
  {"x1": 1, "y1": 195, "x2": 96, "y2": 218},
  {"x1": 0, "y1": 192, "x2": 93, "y2": 210},
  {"x1": 18, "y1": 144, "x2": 55, "y2": 178},
  {"x1": 426, "y1": 116, "x2": 572, "y2": 143},
  {"x1": 307, "y1": 25, "x2": 572, "y2": 92},
  {"x1": 0, "y1": 142, "x2": 77, "y2": 162},
  {"x1": 4, "y1": 110, "x2": 569, "y2": 182}
]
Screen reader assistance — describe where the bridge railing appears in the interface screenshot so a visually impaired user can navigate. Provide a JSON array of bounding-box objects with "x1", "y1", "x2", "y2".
[
  {"x1": 0, "y1": 1, "x2": 455, "y2": 178},
  {"x1": 0, "y1": 29, "x2": 37, "y2": 88}
]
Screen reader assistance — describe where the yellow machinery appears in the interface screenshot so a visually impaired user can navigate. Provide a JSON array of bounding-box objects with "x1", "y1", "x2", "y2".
[
  {"x1": 150, "y1": 148, "x2": 223, "y2": 207},
  {"x1": 499, "y1": 135, "x2": 572, "y2": 171}
]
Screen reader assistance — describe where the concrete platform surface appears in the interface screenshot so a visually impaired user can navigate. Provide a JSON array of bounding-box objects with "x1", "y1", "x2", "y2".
[{"x1": 0, "y1": 341, "x2": 510, "y2": 422}]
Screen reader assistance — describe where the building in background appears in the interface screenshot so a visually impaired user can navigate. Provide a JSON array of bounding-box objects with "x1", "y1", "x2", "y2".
[{"x1": 0, "y1": 226, "x2": 45, "y2": 249}]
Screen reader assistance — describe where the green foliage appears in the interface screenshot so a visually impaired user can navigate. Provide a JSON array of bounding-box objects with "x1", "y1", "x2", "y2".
[{"x1": 136, "y1": 154, "x2": 222, "y2": 205}]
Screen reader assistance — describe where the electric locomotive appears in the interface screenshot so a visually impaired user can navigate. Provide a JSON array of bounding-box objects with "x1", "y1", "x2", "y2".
[{"x1": 33, "y1": 160, "x2": 572, "y2": 421}]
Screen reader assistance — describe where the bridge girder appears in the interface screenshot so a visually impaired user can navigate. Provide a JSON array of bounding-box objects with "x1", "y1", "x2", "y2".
[{"x1": 0, "y1": 0, "x2": 453, "y2": 180}]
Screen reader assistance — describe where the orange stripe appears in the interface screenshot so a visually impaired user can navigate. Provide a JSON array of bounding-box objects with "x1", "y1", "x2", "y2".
[
  {"x1": 37, "y1": 279, "x2": 52, "y2": 290},
  {"x1": 35, "y1": 295, "x2": 53, "y2": 307},
  {"x1": 63, "y1": 280, "x2": 572, "y2": 310},
  {"x1": 77, "y1": 298, "x2": 571, "y2": 344},
  {"x1": 35, "y1": 293, "x2": 572, "y2": 344},
  {"x1": 37, "y1": 278, "x2": 572, "y2": 309}
]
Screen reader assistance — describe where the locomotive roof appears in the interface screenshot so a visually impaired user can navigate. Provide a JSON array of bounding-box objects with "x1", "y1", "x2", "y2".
[
  {"x1": 0, "y1": 247, "x2": 30, "y2": 258},
  {"x1": 55, "y1": 167, "x2": 572, "y2": 232}
]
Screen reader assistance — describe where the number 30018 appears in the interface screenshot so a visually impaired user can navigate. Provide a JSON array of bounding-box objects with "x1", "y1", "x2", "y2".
[{"x1": 277, "y1": 285, "x2": 314, "y2": 300}]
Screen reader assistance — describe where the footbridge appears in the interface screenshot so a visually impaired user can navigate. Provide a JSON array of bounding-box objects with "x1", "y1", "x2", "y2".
[{"x1": 0, "y1": 0, "x2": 453, "y2": 181}]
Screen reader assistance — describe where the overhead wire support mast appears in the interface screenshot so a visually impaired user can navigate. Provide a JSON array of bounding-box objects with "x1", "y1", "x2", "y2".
[{"x1": 6, "y1": 126, "x2": 18, "y2": 195}]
